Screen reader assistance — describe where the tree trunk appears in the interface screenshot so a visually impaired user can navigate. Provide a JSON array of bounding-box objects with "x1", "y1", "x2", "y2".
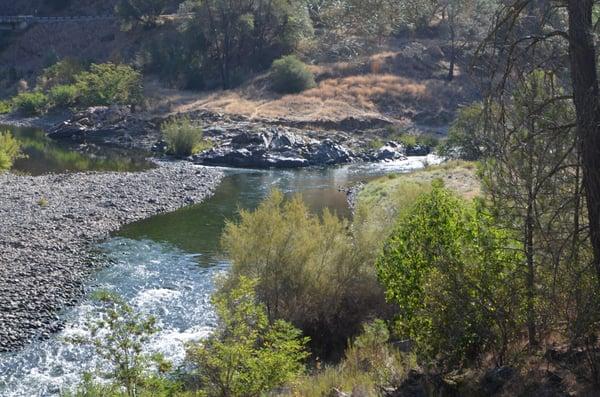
[{"x1": 567, "y1": 1, "x2": 600, "y2": 285}]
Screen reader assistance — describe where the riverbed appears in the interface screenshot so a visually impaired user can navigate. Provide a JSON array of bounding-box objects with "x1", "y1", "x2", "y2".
[{"x1": 0, "y1": 125, "x2": 441, "y2": 396}]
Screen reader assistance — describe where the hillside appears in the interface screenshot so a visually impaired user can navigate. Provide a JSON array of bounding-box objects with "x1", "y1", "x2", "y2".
[{"x1": 0, "y1": 3, "x2": 479, "y2": 134}]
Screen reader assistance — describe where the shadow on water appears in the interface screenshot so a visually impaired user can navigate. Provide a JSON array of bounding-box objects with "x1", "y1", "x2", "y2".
[{"x1": 2, "y1": 125, "x2": 154, "y2": 175}]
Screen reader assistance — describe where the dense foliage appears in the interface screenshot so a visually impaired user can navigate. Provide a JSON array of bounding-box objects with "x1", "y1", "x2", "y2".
[
  {"x1": 75, "y1": 63, "x2": 143, "y2": 107},
  {"x1": 12, "y1": 91, "x2": 49, "y2": 115},
  {"x1": 0, "y1": 131, "x2": 22, "y2": 171},
  {"x1": 269, "y1": 55, "x2": 316, "y2": 94},
  {"x1": 187, "y1": 277, "x2": 309, "y2": 397},
  {"x1": 141, "y1": 0, "x2": 313, "y2": 89},
  {"x1": 377, "y1": 182, "x2": 522, "y2": 366},
  {"x1": 221, "y1": 190, "x2": 392, "y2": 358},
  {"x1": 161, "y1": 116, "x2": 211, "y2": 157}
]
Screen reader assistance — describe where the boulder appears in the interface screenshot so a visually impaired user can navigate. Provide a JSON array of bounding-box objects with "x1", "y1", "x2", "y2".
[
  {"x1": 308, "y1": 139, "x2": 354, "y2": 165},
  {"x1": 193, "y1": 128, "x2": 353, "y2": 169},
  {"x1": 373, "y1": 141, "x2": 406, "y2": 161}
]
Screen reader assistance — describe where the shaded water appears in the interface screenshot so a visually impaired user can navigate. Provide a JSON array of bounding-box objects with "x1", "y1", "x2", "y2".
[
  {"x1": 3, "y1": 125, "x2": 153, "y2": 175},
  {"x1": 0, "y1": 131, "x2": 441, "y2": 396}
]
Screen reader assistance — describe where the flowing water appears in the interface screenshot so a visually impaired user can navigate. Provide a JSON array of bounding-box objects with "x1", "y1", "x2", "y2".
[{"x1": 0, "y1": 126, "x2": 442, "y2": 396}]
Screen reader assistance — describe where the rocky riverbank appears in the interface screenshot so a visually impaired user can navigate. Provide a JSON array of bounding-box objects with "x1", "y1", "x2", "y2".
[
  {"x1": 0, "y1": 162, "x2": 222, "y2": 351},
  {"x1": 45, "y1": 106, "x2": 433, "y2": 169}
]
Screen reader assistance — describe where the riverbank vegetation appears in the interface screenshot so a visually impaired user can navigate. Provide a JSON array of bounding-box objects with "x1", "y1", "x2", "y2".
[
  {"x1": 3, "y1": 0, "x2": 600, "y2": 395},
  {"x1": 3, "y1": 61, "x2": 142, "y2": 115},
  {"x1": 0, "y1": 131, "x2": 22, "y2": 171},
  {"x1": 161, "y1": 116, "x2": 212, "y2": 157}
]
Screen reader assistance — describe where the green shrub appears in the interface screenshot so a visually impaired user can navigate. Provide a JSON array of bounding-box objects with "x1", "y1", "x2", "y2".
[
  {"x1": 49, "y1": 84, "x2": 78, "y2": 109},
  {"x1": 162, "y1": 116, "x2": 210, "y2": 157},
  {"x1": 440, "y1": 102, "x2": 486, "y2": 160},
  {"x1": 75, "y1": 63, "x2": 143, "y2": 107},
  {"x1": 38, "y1": 58, "x2": 85, "y2": 89},
  {"x1": 12, "y1": 92, "x2": 49, "y2": 115},
  {"x1": 0, "y1": 100, "x2": 12, "y2": 114},
  {"x1": 187, "y1": 277, "x2": 309, "y2": 396},
  {"x1": 376, "y1": 183, "x2": 523, "y2": 366},
  {"x1": 270, "y1": 55, "x2": 316, "y2": 94},
  {"x1": 0, "y1": 131, "x2": 23, "y2": 171},
  {"x1": 66, "y1": 291, "x2": 176, "y2": 396},
  {"x1": 221, "y1": 190, "x2": 391, "y2": 358},
  {"x1": 292, "y1": 320, "x2": 416, "y2": 396}
]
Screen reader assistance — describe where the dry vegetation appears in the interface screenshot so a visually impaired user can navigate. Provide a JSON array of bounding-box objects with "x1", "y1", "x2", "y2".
[{"x1": 147, "y1": 41, "x2": 477, "y2": 127}]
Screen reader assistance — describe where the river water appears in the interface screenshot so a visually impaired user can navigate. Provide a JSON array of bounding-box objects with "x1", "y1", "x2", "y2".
[{"x1": 0, "y1": 126, "x2": 441, "y2": 396}]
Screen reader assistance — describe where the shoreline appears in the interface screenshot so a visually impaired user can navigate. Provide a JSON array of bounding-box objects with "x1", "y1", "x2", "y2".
[{"x1": 0, "y1": 161, "x2": 223, "y2": 351}]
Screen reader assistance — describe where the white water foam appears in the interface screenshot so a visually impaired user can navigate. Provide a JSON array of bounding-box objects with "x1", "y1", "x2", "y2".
[{"x1": 0, "y1": 238, "x2": 225, "y2": 397}]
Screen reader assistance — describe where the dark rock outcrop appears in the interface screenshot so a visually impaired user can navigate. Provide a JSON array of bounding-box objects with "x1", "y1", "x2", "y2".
[
  {"x1": 48, "y1": 106, "x2": 158, "y2": 150},
  {"x1": 194, "y1": 129, "x2": 356, "y2": 168}
]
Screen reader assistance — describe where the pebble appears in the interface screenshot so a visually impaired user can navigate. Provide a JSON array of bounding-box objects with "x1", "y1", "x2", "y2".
[{"x1": 0, "y1": 161, "x2": 222, "y2": 351}]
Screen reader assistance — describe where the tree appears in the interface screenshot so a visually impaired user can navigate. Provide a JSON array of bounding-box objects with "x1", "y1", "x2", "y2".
[
  {"x1": 565, "y1": 1, "x2": 600, "y2": 286},
  {"x1": 115, "y1": 0, "x2": 170, "y2": 27},
  {"x1": 441, "y1": 0, "x2": 498, "y2": 80},
  {"x1": 376, "y1": 182, "x2": 522, "y2": 366},
  {"x1": 182, "y1": 0, "x2": 313, "y2": 89},
  {"x1": 483, "y1": 0, "x2": 600, "y2": 288},
  {"x1": 479, "y1": 70, "x2": 577, "y2": 348},
  {"x1": 187, "y1": 277, "x2": 309, "y2": 397},
  {"x1": 441, "y1": 102, "x2": 486, "y2": 160}
]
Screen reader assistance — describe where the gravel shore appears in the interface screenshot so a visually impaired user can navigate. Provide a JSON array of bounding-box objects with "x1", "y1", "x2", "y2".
[{"x1": 0, "y1": 162, "x2": 222, "y2": 351}]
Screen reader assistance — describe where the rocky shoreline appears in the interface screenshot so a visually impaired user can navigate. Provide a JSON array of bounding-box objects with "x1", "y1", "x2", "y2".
[
  {"x1": 0, "y1": 162, "x2": 222, "y2": 351},
  {"x1": 43, "y1": 106, "x2": 432, "y2": 168}
]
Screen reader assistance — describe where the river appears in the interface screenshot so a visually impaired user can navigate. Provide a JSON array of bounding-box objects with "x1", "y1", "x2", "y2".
[{"x1": 0, "y1": 125, "x2": 440, "y2": 396}]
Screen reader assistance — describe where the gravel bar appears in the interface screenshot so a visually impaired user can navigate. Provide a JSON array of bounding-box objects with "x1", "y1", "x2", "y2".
[{"x1": 0, "y1": 161, "x2": 222, "y2": 351}]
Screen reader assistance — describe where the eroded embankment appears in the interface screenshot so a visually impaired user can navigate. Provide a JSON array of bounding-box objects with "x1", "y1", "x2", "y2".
[{"x1": 0, "y1": 162, "x2": 222, "y2": 351}]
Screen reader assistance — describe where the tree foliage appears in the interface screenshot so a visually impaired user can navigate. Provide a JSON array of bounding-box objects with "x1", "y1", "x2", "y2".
[
  {"x1": 75, "y1": 63, "x2": 143, "y2": 107},
  {"x1": 0, "y1": 131, "x2": 23, "y2": 172},
  {"x1": 376, "y1": 182, "x2": 523, "y2": 366},
  {"x1": 115, "y1": 0, "x2": 170, "y2": 27},
  {"x1": 187, "y1": 277, "x2": 309, "y2": 397},
  {"x1": 221, "y1": 190, "x2": 391, "y2": 357},
  {"x1": 67, "y1": 291, "x2": 175, "y2": 397},
  {"x1": 178, "y1": 0, "x2": 313, "y2": 89}
]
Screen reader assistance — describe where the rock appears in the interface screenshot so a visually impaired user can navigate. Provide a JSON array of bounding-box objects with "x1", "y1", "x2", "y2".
[
  {"x1": 327, "y1": 388, "x2": 350, "y2": 397},
  {"x1": 308, "y1": 139, "x2": 354, "y2": 165},
  {"x1": 405, "y1": 145, "x2": 431, "y2": 156},
  {"x1": 0, "y1": 162, "x2": 222, "y2": 351},
  {"x1": 48, "y1": 106, "x2": 157, "y2": 150},
  {"x1": 193, "y1": 129, "x2": 353, "y2": 168},
  {"x1": 373, "y1": 141, "x2": 407, "y2": 161}
]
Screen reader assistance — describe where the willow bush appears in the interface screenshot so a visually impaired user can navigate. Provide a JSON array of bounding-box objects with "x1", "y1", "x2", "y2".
[{"x1": 221, "y1": 190, "x2": 392, "y2": 358}]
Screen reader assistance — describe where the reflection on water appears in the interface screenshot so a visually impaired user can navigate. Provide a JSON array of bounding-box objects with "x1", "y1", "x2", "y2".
[
  {"x1": 3, "y1": 125, "x2": 154, "y2": 175},
  {"x1": 118, "y1": 157, "x2": 439, "y2": 261}
]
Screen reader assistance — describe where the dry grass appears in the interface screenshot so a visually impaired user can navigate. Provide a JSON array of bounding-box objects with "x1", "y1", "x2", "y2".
[
  {"x1": 148, "y1": 73, "x2": 451, "y2": 124},
  {"x1": 144, "y1": 40, "x2": 476, "y2": 125}
]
